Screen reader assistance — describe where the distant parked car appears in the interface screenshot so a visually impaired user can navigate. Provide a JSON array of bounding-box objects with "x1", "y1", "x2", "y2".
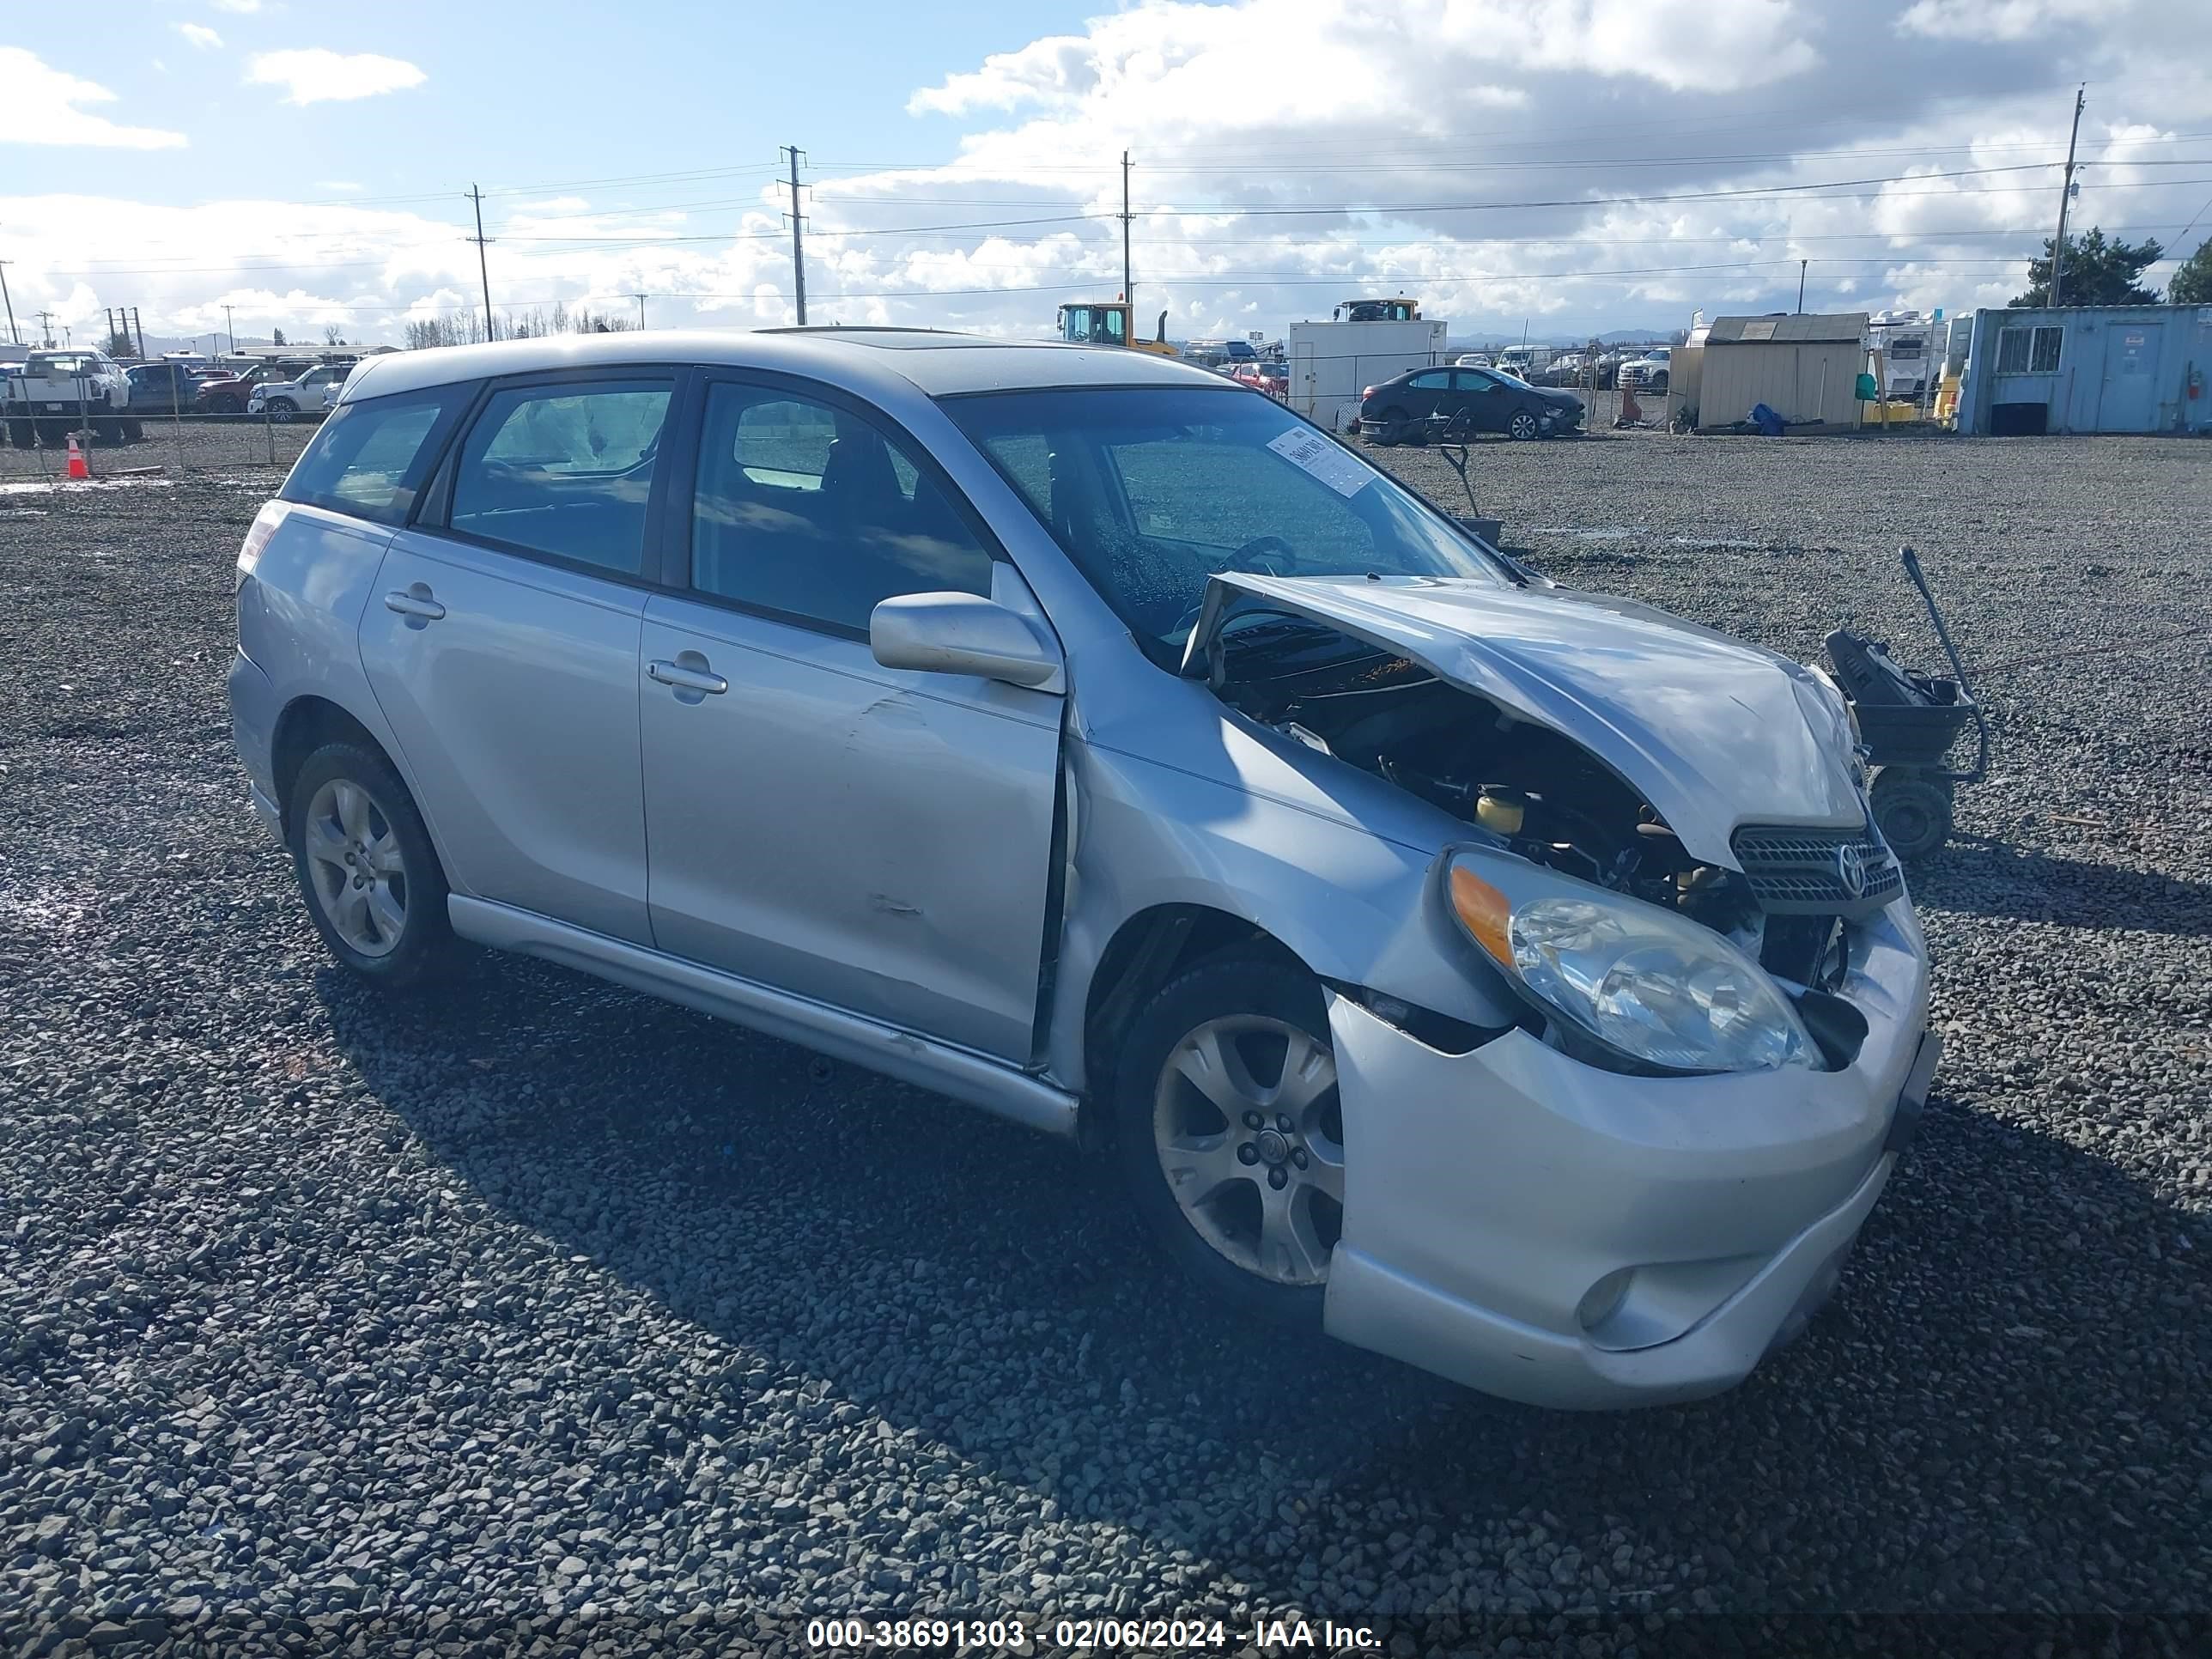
[
  {"x1": 1454, "y1": 354, "x2": 1493, "y2": 369},
  {"x1": 1231, "y1": 362, "x2": 1287, "y2": 398},
  {"x1": 197, "y1": 362, "x2": 307, "y2": 415},
  {"x1": 125, "y1": 361, "x2": 205, "y2": 412},
  {"x1": 1619, "y1": 347, "x2": 1673, "y2": 394},
  {"x1": 247, "y1": 362, "x2": 351, "y2": 423},
  {"x1": 1359, "y1": 364, "x2": 1583, "y2": 442}
]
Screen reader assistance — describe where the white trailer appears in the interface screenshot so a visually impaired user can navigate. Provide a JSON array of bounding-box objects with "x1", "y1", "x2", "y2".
[
  {"x1": 1866, "y1": 308, "x2": 1938, "y2": 398},
  {"x1": 1285, "y1": 314, "x2": 1449, "y2": 434}
]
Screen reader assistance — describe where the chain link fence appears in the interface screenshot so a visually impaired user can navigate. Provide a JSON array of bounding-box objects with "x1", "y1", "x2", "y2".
[{"x1": 0, "y1": 399, "x2": 315, "y2": 489}]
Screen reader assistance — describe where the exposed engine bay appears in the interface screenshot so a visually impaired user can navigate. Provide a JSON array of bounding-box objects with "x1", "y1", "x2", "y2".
[{"x1": 1202, "y1": 611, "x2": 1851, "y2": 991}]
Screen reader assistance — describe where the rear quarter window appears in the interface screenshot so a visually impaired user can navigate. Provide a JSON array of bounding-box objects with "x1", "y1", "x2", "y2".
[{"x1": 281, "y1": 386, "x2": 469, "y2": 526}]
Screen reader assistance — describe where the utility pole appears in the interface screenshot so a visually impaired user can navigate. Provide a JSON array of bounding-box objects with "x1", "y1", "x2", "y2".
[
  {"x1": 222, "y1": 304, "x2": 235, "y2": 354},
  {"x1": 468, "y1": 184, "x2": 496, "y2": 342},
  {"x1": 1796, "y1": 258, "x2": 1808, "y2": 314},
  {"x1": 0, "y1": 258, "x2": 15, "y2": 344},
  {"x1": 131, "y1": 307, "x2": 145, "y2": 358},
  {"x1": 1121, "y1": 149, "x2": 1133, "y2": 315},
  {"x1": 782, "y1": 146, "x2": 807, "y2": 325},
  {"x1": 631, "y1": 292, "x2": 647, "y2": 330},
  {"x1": 2049, "y1": 85, "x2": 2086, "y2": 307},
  {"x1": 34, "y1": 308, "x2": 56, "y2": 347}
]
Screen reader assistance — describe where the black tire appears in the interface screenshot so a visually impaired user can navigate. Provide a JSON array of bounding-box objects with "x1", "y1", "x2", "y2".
[
  {"x1": 266, "y1": 398, "x2": 298, "y2": 424},
  {"x1": 1508, "y1": 410, "x2": 1540, "y2": 441},
  {"x1": 5, "y1": 418, "x2": 31, "y2": 450},
  {"x1": 94, "y1": 417, "x2": 125, "y2": 445},
  {"x1": 211, "y1": 394, "x2": 243, "y2": 415},
  {"x1": 1374, "y1": 404, "x2": 1409, "y2": 446},
  {"x1": 35, "y1": 417, "x2": 67, "y2": 446},
  {"x1": 1111, "y1": 946, "x2": 1342, "y2": 1327},
  {"x1": 1650, "y1": 372, "x2": 1669, "y2": 395},
  {"x1": 121, "y1": 419, "x2": 144, "y2": 442},
  {"x1": 285, "y1": 742, "x2": 459, "y2": 989},
  {"x1": 1869, "y1": 767, "x2": 1953, "y2": 861}
]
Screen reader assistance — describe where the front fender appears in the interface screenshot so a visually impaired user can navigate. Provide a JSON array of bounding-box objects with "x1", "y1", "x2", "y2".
[{"x1": 1044, "y1": 736, "x2": 1518, "y2": 1094}]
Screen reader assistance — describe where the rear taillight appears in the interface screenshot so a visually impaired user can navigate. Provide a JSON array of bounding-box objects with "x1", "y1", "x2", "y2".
[{"x1": 235, "y1": 500, "x2": 289, "y2": 591}]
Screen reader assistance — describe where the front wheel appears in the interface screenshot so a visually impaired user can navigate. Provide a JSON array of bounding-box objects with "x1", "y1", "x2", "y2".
[
  {"x1": 1508, "y1": 410, "x2": 1540, "y2": 441},
  {"x1": 1113, "y1": 948, "x2": 1346, "y2": 1324},
  {"x1": 286, "y1": 742, "x2": 459, "y2": 988}
]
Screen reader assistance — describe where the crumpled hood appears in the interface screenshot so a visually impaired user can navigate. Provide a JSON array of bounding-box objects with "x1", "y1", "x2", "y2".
[{"x1": 1186, "y1": 573, "x2": 1864, "y2": 868}]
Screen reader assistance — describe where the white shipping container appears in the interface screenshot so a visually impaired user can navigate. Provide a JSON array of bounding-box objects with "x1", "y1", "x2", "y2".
[{"x1": 1285, "y1": 318, "x2": 1450, "y2": 434}]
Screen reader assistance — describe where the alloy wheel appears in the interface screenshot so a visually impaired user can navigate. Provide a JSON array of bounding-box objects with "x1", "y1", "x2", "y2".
[
  {"x1": 301, "y1": 777, "x2": 410, "y2": 957},
  {"x1": 1152, "y1": 1013, "x2": 1346, "y2": 1287}
]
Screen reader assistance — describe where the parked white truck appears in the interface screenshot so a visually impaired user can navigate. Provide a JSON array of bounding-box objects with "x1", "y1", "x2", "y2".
[{"x1": 2, "y1": 349, "x2": 142, "y2": 447}]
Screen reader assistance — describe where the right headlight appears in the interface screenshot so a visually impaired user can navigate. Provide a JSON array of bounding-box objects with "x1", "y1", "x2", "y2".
[{"x1": 1448, "y1": 854, "x2": 1814, "y2": 1074}]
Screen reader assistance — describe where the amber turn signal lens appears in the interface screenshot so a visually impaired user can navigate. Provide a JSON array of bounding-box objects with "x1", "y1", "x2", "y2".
[{"x1": 1449, "y1": 865, "x2": 1512, "y2": 963}]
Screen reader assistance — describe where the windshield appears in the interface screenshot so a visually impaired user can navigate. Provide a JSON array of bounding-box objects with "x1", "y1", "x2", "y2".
[{"x1": 943, "y1": 386, "x2": 1506, "y2": 657}]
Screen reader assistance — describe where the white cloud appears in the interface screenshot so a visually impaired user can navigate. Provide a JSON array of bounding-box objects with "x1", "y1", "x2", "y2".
[
  {"x1": 6, "y1": 0, "x2": 2210, "y2": 347},
  {"x1": 246, "y1": 49, "x2": 426, "y2": 106},
  {"x1": 211, "y1": 0, "x2": 263, "y2": 12},
  {"x1": 176, "y1": 23, "x2": 223, "y2": 50},
  {"x1": 0, "y1": 47, "x2": 189, "y2": 149},
  {"x1": 1897, "y1": 0, "x2": 2109, "y2": 39}
]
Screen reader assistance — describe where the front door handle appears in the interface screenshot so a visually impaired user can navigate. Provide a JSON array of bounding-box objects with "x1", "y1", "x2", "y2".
[
  {"x1": 648, "y1": 657, "x2": 728, "y2": 696},
  {"x1": 383, "y1": 586, "x2": 446, "y2": 621}
]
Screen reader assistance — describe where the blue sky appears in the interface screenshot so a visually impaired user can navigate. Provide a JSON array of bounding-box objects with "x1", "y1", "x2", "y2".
[
  {"x1": 4, "y1": 0, "x2": 2210, "y2": 349},
  {"x1": 93, "y1": 2, "x2": 1101, "y2": 204}
]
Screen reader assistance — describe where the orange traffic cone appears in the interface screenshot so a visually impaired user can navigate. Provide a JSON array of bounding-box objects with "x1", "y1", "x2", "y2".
[
  {"x1": 64, "y1": 432, "x2": 90, "y2": 481},
  {"x1": 1617, "y1": 380, "x2": 1643, "y2": 426}
]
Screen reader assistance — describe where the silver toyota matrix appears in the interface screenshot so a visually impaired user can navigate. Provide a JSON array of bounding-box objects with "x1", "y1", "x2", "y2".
[{"x1": 228, "y1": 329, "x2": 1938, "y2": 1408}]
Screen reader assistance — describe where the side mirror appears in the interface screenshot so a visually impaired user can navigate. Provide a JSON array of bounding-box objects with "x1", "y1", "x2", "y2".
[{"x1": 870, "y1": 592, "x2": 1061, "y2": 689}]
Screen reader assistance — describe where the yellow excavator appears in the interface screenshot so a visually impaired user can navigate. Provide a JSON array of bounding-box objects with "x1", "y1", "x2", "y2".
[{"x1": 1055, "y1": 301, "x2": 1177, "y2": 356}]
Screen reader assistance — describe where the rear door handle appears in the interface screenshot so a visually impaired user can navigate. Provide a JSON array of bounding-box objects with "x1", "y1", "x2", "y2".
[
  {"x1": 648, "y1": 658, "x2": 728, "y2": 696},
  {"x1": 383, "y1": 587, "x2": 446, "y2": 621}
]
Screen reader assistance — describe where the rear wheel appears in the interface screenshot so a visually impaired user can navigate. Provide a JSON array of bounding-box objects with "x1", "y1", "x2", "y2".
[
  {"x1": 1367, "y1": 405, "x2": 1409, "y2": 446},
  {"x1": 265, "y1": 398, "x2": 299, "y2": 424},
  {"x1": 1113, "y1": 948, "x2": 1345, "y2": 1325},
  {"x1": 35, "y1": 417, "x2": 67, "y2": 446},
  {"x1": 5, "y1": 418, "x2": 31, "y2": 449},
  {"x1": 1508, "y1": 409, "x2": 1540, "y2": 441},
  {"x1": 121, "y1": 419, "x2": 144, "y2": 442},
  {"x1": 286, "y1": 742, "x2": 459, "y2": 988}
]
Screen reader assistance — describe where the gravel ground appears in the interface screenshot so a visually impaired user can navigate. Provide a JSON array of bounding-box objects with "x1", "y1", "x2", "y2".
[{"x1": 3, "y1": 430, "x2": 2209, "y2": 1657}]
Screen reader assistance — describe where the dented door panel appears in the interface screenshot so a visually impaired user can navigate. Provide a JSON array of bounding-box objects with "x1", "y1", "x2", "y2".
[{"x1": 639, "y1": 591, "x2": 1061, "y2": 1061}]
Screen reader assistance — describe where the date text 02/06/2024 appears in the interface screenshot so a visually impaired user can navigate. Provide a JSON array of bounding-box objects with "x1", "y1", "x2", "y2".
[{"x1": 802, "y1": 1616, "x2": 1385, "y2": 1653}]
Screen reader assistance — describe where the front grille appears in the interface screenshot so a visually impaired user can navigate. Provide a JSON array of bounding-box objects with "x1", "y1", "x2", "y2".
[{"x1": 1730, "y1": 823, "x2": 1902, "y2": 919}]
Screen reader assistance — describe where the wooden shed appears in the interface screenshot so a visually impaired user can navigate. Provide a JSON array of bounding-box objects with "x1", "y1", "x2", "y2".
[{"x1": 1681, "y1": 313, "x2": 1868, "y2": 432}]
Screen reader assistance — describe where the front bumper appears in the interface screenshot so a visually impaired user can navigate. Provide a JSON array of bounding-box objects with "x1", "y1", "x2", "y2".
[{"x1": 1322, "y1": 901, "x2": 1933, "y2": 1409}]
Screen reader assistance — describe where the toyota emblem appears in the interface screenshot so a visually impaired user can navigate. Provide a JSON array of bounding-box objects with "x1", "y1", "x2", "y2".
[{"x1": 1834, "y1": 842, "x2": 1869, "y2": 898}]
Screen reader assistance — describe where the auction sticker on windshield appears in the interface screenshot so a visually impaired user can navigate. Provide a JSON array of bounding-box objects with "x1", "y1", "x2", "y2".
[{"x1": 1267, "y1": 427, "x2": 1371, "y2": 497}]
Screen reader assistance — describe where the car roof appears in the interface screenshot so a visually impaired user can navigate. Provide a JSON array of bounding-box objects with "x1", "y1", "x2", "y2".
[{"x1": 342, "y1": 326, "x2": 1226, "y2": 405}]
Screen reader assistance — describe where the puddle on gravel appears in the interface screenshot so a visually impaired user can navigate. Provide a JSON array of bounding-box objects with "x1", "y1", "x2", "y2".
[{"x1": 0, "y1": 477, "x2": 175, "y2": 495}]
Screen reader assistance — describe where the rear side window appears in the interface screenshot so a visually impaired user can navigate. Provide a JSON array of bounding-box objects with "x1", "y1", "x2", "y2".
[
  {"x1": 282, "y1": 387, "x2": 466, "y2": 526},
  {"x1": 448, "y1": 380, "x2": 673, "y2": 575}
]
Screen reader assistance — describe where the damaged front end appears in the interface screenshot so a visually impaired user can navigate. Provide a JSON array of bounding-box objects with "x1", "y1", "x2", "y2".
[{"x1": 1181, "y1": 573, "x2": 1901, "y2": 1071}]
